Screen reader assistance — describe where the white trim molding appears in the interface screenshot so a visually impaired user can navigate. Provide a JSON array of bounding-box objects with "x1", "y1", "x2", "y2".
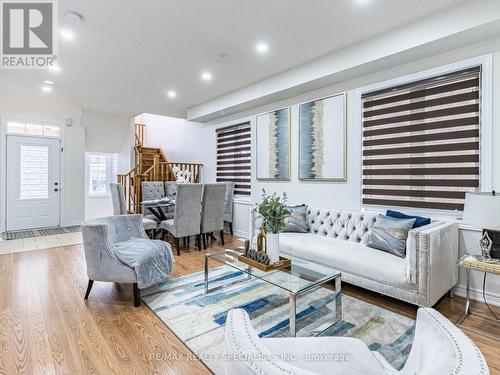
[{"x1": 454, "y1": 284, "x2": 500, "y2": 308}]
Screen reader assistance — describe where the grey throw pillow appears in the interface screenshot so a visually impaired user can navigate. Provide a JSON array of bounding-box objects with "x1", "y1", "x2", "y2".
[
  {"x1": 367, "y1": 214, "x2": 416, "y2": 258},
  {"x1": 283, "y1": 204, "x2": 308, "y2": 233}
]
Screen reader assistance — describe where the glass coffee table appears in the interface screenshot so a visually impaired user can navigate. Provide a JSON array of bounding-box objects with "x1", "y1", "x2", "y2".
[{"x1": 204, "y1": 248, "x2": 342, "y2": 337}]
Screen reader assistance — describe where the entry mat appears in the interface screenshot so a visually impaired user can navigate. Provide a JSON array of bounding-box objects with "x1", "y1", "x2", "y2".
[{"x1": 1, "y1": 225, "x2": 81, "y2": 240}]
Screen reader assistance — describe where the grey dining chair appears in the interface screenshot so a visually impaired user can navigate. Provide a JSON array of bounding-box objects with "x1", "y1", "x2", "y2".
[
  {"x1": 160, "y1": 183, "x2": 203, "y2": 255},
  {"x1": 223, "y1": 182, "x2": 235, "y2": 235},
  {"x1": 82, "y1": 215, "x2": 149, "y2": 307},
  {"x1": 201, "y1": 183, "x2": 226, "y2": 250},
  {"x1": 164, "y1": 181, "x2": 177, "y2": 199},
  {"x1": 110, "y1": 183, "x2": 157, "y2": 235},
  {"x1": 141, "y1": 181, "x2": 173, "y2": 222}
]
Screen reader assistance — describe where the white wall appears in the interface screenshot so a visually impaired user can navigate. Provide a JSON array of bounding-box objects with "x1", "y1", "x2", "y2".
[
  {"x1": 0, "y1": 91, "x2": 85, "y2": 229},
  {"x1": 81, "y1": 109, "x2": 131, "y2": 153},
  {"x1": 136, "y1": 113, "x2": 214, "y2": 182},
  {"x1": 204, "y1": 37, "x2": 500, "y2": 305},
  {"x1": 81, "y1": 109, "x2": 133, "y2": 220}
]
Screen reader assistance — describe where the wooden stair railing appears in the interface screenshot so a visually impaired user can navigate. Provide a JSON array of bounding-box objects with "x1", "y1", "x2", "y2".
[{"x1": 117, "y1": 123, "x2": 204, "y2": 213}]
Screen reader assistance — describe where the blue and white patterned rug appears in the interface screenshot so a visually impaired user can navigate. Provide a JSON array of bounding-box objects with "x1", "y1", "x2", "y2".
[{"x1": 142, "y1": 266, "x2": 415, "y2": 374}]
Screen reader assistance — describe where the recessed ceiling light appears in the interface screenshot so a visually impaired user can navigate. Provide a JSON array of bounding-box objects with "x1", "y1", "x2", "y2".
[
  {"x1": 353, "y1": 0, "x2": 371, "y2": 5},
  {"x1": 167, "y1": 90, "x2": 177, "y2": 98},
  {"x1": 255, "y1": 42, "x2": 269, "y2": 54},
  {"x1": 201, "y1": 71, "x2": 213, "y2": 81},
  {"x1": 48, "y1": 64, "x2": 60, "y2": 72},
  {"x1": 60, "y1": 29, "x2": 75, "y2": 41},
  {"x1": 64, "y1": 11, "x2": 84, "y2": 24},
  {"x1": 41, "y1": 85, "x2": 52, "y2": 92},
  {"x1": 43, "y1": 80, "x2": 55, "y2": 85}
]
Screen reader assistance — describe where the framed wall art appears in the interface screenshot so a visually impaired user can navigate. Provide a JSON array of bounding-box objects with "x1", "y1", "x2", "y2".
[
  {"x1": 298, "y1": 93, "x2": 346, "y2": 181},
  {"x1": 256, "y1": 107, "x2": 290, "y2": 180}
]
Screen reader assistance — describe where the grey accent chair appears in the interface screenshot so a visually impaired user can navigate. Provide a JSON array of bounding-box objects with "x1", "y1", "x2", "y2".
[
  {"x1": 110, "y1": 183, "x2": 157, "y2": 235},
  {"x1": 224, "y1": 182, "x2": 235, "y2": 235},
  {"x1": 160, "y1": 183, "x2": 203, "y2": 255},
  {"x1": 224, "y1": 308, "x2": 489, "y2": 375},
  {"x1": 201, "y1": 183, "x2": 226, "y2": 250},
  {"x1": 82, "y1": 215, "x2": 147, "y2": 307}
]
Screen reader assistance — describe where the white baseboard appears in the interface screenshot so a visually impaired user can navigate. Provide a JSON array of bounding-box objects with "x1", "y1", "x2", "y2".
[
  {"x1": 61, "y1": 220, "x2": 83, "y2": 227},
  {"x1": 454, "y1": 285, "x2": 500, "y2": 307},
  {"x1": 233, "y1": 229, "x2": 249, "y2": 238}
]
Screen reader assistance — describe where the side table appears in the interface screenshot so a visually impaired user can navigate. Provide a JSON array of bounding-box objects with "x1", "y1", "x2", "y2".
[{"x1": 456, "y1": 254, "x2": 500, "y2": 341}]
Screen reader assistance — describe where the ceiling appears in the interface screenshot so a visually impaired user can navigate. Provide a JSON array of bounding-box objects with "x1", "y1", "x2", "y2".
[{"x1": 0, "y1": 0, "x2": 465, "y2": 119}]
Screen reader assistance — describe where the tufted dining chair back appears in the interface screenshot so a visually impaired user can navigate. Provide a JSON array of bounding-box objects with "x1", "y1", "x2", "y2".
[{"x1": 141, "y1": 181, "x2": 166, "y2": 214}]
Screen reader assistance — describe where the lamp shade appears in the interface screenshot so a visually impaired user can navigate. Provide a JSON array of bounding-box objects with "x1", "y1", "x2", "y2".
[{"x1": 463, "y1": 192, "x2": 500, "y2": 230}]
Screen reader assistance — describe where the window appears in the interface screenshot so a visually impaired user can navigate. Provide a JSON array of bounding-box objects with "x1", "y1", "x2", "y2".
[
  {"x1": 7, "y1": 120, "x2": 61, "y2": 137},
  {"x1": 362, "y1": 66, "x2": 480, "y2": 211},
  {"x1": 19, "y1": 145, "x2": 49, "y2": 200},
  {"x1": 216, "y1": 123, "x2": 251, "y2": 196},
  {"x1": 86, "y1": 153, "x2": 118, "y2": 196}
]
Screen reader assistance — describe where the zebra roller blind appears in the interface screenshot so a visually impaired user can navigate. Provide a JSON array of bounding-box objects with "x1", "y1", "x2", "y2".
[
  {"x1": 216, "y1": 122, "x2": 251, "y2": 196},
  {"x1": 362, "y1": 66, "x2": 481, "y2": 211}
]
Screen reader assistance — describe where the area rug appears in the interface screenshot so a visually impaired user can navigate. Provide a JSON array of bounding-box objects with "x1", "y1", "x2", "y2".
[
  {"x1": 142, "y1": 266, "x2": 415, "y2": 374},
  {"x1": 1, "y1": 225, "x2": 81, "y2": 240}
]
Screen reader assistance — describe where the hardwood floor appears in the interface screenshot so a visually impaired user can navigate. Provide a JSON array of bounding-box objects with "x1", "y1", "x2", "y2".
[{"x1": 0, "y1": 234, "x2": 499, "y2": 374}]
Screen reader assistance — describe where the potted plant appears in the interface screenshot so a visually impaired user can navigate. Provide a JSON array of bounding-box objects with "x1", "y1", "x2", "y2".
[{"x1": 255, "y1": 190, "x2": 292, "y2": 263}]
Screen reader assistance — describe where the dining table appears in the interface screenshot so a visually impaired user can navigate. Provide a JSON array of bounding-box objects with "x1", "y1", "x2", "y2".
[{"x1": 141, "y1": 199, "x2": 175, "y2": 222}]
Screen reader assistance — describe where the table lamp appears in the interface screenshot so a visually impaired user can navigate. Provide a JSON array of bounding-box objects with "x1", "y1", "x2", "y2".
[{"x1": 463, "y1": 191, "x2": 500, "y2": 262}]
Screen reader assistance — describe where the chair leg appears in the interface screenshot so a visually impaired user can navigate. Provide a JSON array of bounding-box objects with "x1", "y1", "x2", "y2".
[
  {"x1": 175, "y1": 238, "x2": 180, "y2": 256},
  {"x1": 133, "y1": 283, "x2": 140, "y2": 307},
  {"x1": 229, "y1": 222, "x2": 233, "y2": 236},
  {"x1": 197, "y1": 234, "x2": 201, "y2": 251},
  {"x1": 183, "y1": 237, "x2": 187, "y2": 247},
  {"x1": 220, "y1": 230, "x2": 225, "y2": 246},
  {"x1": 202, "y1": 233, "x2": 207, "y2": 250},
  {"x1": 187, "y1": 236, "x2": 191, "y2": 247},
  {"x1": 84, "y1": 279, "x2": 94, "y2": 300}
]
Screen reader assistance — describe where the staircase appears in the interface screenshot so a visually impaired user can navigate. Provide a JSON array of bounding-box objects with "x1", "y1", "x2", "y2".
[{"x1": 117, "y1": 124, "x2": 203, "y2": 214}]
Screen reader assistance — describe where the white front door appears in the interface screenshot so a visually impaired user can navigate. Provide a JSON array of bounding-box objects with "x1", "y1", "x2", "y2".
[{"x1": 6, "y1": 135, "x2": 61, "y2": 231}]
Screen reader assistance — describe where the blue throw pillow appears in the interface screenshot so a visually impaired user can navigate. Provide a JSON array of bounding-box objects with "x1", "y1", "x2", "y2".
[
  {"x1": 386, "y1": 210, "x2": 431, "y2": 229},
  {"x1": 368, "y1": 215, "x2": 416, "y2": 258},
  {"x1": 282, "y1": 204, "x2": 308, "y2": 233}
]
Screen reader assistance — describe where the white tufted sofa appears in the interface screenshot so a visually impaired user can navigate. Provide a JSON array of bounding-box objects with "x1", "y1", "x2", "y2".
[{"x1": 250, "y1": 208, "x2": 458, "y2": 307}]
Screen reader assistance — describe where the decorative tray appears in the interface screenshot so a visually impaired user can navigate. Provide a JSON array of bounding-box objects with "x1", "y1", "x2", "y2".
[{"x1": 237, "y1": 254, "x2": 291, "y2": 272}]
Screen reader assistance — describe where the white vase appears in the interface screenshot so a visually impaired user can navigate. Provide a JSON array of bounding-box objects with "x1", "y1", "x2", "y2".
[{"x1": 266, "y1": 233, "x2": 280, "y2": 264}]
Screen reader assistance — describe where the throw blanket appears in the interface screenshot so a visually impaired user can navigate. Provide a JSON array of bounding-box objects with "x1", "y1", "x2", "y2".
[{"x1": 113, "y1": 237, "x2": 174, "y2": 289}]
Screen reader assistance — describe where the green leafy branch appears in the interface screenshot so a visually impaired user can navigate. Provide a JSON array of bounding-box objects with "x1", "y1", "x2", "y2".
[{"x1": 255, "y1": 189, "x2": 292, "y2": 234}]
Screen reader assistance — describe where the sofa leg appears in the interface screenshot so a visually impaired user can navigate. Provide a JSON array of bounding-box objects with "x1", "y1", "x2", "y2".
[
  {"x1": 197, "y1": 234, "x2": 201, "y2": 251},
  {"x1": 229, "y1": 222, "x2": 233, "y2": 236},
  {"x1": 133, "y1": 283, "x2": 140, "y2": 307},
  {"x1": 84, "y1": 279, "x2": 94, "y2": 300},
  {"x1": 175, "y1": 238, "x2": 180, "y2": 256},
  {"x1": 220, "y1": 230, "x2": 225, "y2": 246},
  {"x1": 449, "y1": 288, "x2": 455, "y2": 298}
]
